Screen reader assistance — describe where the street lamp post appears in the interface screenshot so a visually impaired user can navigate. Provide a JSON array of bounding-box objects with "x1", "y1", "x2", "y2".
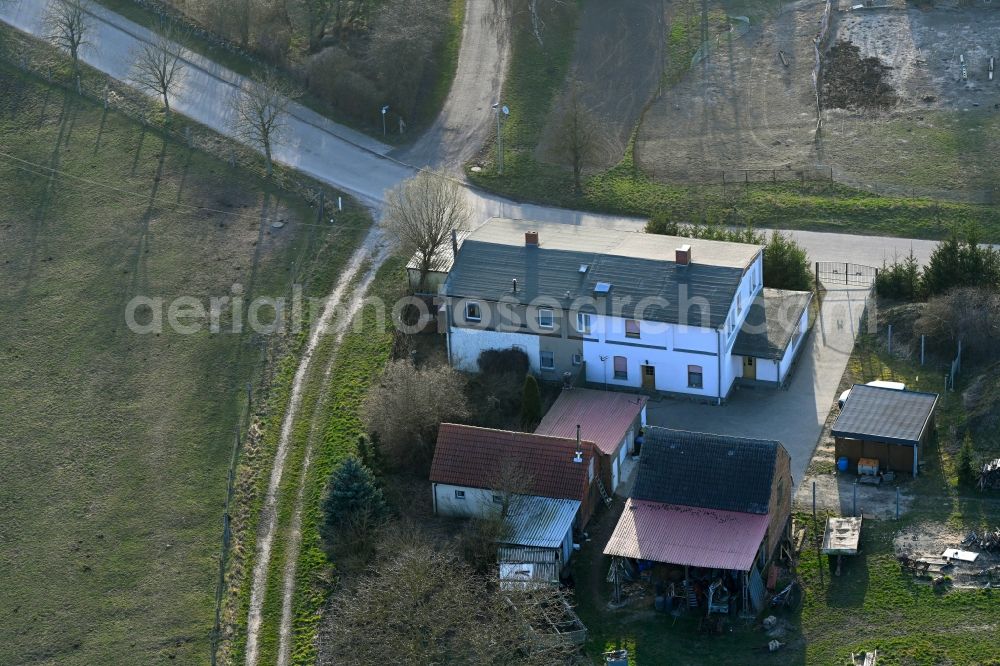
[
  {"x1": 381, "y1": 105, "x2": 389, "y2": 137},
  {"x1": 492, "y1": 102, "x2": 509, "y2": 175}
]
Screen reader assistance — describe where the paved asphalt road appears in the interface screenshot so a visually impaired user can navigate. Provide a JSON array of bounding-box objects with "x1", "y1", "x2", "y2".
[{"x1": 1, "y1": 0, "x2": 942, "y2": 268}]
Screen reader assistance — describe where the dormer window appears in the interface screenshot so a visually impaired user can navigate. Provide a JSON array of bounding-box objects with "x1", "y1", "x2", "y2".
[
  {"x1": 537, "y1": 308, "x2": 554, "y2": 329},
  {"x1": 576, "y1": 313, "x2": 591, "y2": 334},
  {"x1": 625, "y1": 319, "x2": 640, "y2": 339}
]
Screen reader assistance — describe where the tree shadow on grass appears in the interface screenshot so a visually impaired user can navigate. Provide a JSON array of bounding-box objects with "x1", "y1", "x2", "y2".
[
  {"x1": 93, "y1": 106, "x2": 109, "y2": 155},
  {"x1": 130, "y1": 121, "x2": 148, "y2": 176},
  {"x1": 117, "y1": 137, "x2": 169, "y2": 326},
  {"x1": 21, "y1": 91, "x2": 78, "y2": 298}
]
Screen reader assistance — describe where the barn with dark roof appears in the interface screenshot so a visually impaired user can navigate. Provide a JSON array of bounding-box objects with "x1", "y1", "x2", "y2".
[{"x1": 604, "y1": 427, "x2": 792, "y2": 612}]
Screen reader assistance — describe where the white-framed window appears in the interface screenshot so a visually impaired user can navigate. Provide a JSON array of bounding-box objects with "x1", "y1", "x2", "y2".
[
  {"x1": 537, "y1": 308, "x2": 554, "y2": 329},
  {"x1": 688, "y1": 365, "x2": 703, "y2": 389},
  {"x1": 540, "y1": 351, "x2": 555, "y2": 370},
  {"x1": 737, "y1": 293, "x2": 742, "y2": 315},
  {"x1": 625, "y1": 319, "x2": 641, "y2": 339},
  {"x1": 572, "y1": 353, "x2": 583, "y2": 366},
  {"x1": 454, "y1": 489, "x2": 466, "y2": 499},
  {"x1": 576, "y1": 312, "x2": 591, "y2": 334},
  {"x1": 465, "y1": 301, "x2": 481, "y2": 322},
  {"x1": 613, "y1": 356, "x2": 627, "y2": 379}
]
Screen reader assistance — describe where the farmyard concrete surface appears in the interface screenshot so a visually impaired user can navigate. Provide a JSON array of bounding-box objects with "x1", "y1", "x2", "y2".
[{"x1": 646, "y1": 284, "x2": 871, "y2": 489}]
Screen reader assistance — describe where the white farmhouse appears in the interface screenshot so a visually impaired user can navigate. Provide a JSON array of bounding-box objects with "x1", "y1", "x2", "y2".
[{"x1": 440, "y1": 219, "x2": 812, "y2": 403}]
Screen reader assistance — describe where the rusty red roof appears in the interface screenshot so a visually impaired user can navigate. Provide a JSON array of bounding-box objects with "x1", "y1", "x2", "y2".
[
  {"x1": 430, "y1": 424, "x2": 595, "y2": 502},
  {"x1": 535, "y1": 388, "x2": 647, "y2": 456},
  {"x1": 603, "y1": 499, "x2": 769, "y2": 572}
]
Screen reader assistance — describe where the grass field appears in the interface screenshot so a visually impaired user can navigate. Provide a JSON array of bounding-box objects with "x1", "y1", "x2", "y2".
[{"x1": 0, "y1": 63, "x2": 368, "y2": 664}]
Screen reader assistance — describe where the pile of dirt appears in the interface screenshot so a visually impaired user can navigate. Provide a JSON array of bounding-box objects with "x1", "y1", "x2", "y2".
[{"x1": 821, "y1": 40, "x2": 898, "y2": 111}]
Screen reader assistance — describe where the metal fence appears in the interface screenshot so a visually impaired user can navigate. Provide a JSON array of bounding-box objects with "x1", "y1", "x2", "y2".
[
  {"x1": 721, "y1": 166, "x2": 834, "y2": 185},
  {"x1": 816, "y1": 261, "x2": 879, "y2": 287}
]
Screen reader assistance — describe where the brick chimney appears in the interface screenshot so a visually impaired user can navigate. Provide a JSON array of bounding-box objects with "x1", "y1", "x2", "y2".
[
  {"x1": 676, "y1": 244, "x2": 692, "y2": 266},
  {"x1": 525, "y1": 230, "x2": 539, "y2": 247}
]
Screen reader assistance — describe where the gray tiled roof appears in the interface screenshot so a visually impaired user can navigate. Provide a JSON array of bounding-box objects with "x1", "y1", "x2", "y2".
[
  {"x1": 632, "y1": 427, "x2": 783, "y2": 515},
  {"x1": 832, "y1": 385, "x2": 939, "y2": 445},
  {"x1": 446, "y1": 241, "x2": 745, "y2": 328},
  {"x1": 732, "y1": 289, "x2": 813, "y2": 360}
]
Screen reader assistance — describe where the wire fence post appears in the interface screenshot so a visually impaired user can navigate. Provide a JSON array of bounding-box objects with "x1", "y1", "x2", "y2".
[{"x1": 887, "y1": 324, "x2": 892, "y2": 356}]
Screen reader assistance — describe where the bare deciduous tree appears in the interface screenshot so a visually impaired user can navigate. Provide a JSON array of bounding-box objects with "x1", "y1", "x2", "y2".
[
  {"x1": 550, "y1": 80, "x2": 600, "y2": 195},
  {"x1": 44, "y1": 0, "x2": 91, "y2": 88},
  {"x1": 231, "y1": 70, "x2": 297, "y2": 176},
  {"x1": 383, "y1": 171, "x2": 470, "y2": 290},
  {"x1": 317, "y1": 532, "x2": 580, "y2": 665},
  {"x1": 131, "y1": 24, "x2": 185, "y2": 121},
  {"x1": 915, "y1": 287, "x2": 1000, "y2": 361},
  {"x1": 363, "y1": 358, "x2": 469, "y2": 470}
]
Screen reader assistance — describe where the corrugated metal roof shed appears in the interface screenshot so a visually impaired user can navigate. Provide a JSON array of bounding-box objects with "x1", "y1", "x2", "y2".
[
  {"x1": 603, "y1": 499, "x2": 769, "y2": 572},
  {"x1": 535, "y1": 388, "x2": 647, "y2": 456},
  {"x1": 501, "y1": 495, "x2": 580, "y2": 550},
  {"x1": 832, "y1": 385, "x2": 939, "y2": 445},
  {"x1": 499, "y1": 562, "x2": 559, "y2": 590},
  {"x1": 633, "y1": 427, "x2": 782, "y2": 515},
  {"x1": 732, "y1": 288, "x2": 813, "y2": 360}
]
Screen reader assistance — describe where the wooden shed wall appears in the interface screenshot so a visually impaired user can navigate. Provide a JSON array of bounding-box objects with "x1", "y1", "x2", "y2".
[{"x1": 834, "y1": 437, "x2": 915, "y2": 475}]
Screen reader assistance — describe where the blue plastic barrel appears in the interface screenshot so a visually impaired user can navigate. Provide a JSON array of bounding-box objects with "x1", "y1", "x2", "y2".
[{"x1": 837, "y1": 457, "x2": 849, "y2": 473}]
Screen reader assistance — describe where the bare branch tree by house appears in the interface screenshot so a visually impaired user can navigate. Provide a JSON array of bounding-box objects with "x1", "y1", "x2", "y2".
[
  {"x1": 130, "y1": 24, "x2": 185, "y2": 121},
  {"x1": 317, "y1": 532, "x2": 580, "y2": 665},
  {"x1": 44, "y1": 0, "x2": 91, "y2": 90},
  {"x1": 363, "y1": 358, "x2": 469, "y2": 470},
  {"x1": 231, "y1": 70, "x2": 297, "y2": 176},
  {"x1": 551, "y1": 79, "x2": 600, "y2": 195},
  {"x1": 382, "y1": 171, "x2": 470, "y2": 290}
]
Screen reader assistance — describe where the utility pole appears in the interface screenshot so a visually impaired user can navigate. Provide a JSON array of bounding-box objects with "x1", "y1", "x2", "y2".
[{"x1": 381, "y1": 105, "x2": 389, "y2": 137}]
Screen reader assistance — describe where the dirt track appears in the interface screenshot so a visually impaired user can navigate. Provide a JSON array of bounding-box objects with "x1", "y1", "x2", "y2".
[
  {"x1": 637, "y1": 0, "x2": 821, "y2": 182},
  {"x1": 395, "y1": 0, "x2": 510, "y2": 173}
]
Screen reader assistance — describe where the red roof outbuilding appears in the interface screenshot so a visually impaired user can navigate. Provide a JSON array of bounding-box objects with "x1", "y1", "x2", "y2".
[
  {"x1": 535, "y1": 388, "x2": 647, "y2": 457},
  {"x1": 430, "y1": 424, "x2": 595, "y2": 504},
  {"x1": 603, "y1": 499, "x2": 770, "y2": 572}
]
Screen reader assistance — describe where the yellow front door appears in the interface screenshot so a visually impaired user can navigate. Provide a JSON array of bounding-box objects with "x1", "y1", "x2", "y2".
[
  {"x1": 743, "y1": 356, "x2": 756, "y2": 380},
  {"x1": 641, "y1": 364, "x2": 656, "y2": 390}
]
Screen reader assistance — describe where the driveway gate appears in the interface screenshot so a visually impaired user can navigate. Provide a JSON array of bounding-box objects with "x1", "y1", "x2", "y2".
[{"x1": 815, "y1": 261, "x2": 879, "y2": 287}]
